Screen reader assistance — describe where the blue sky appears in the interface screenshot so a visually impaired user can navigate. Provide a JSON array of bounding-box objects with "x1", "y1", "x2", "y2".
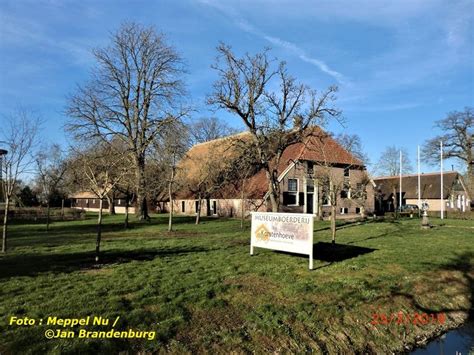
[{"x1": 0, "y1": 0, "x2": 473, "y2": 173}]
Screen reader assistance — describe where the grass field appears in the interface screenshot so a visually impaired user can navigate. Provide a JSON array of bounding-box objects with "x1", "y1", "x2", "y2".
[{"x1": 0, "y1": 214, "x2": 473, "y2": 354}]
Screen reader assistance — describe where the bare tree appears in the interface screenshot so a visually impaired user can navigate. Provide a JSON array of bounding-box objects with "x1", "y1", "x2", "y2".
[
  {"x1": 303, "y1": 131, "x2": 370, "y2": 243},
  {"x1": 187, "y1": 157, "x2": 226, "y2": 225},
  {"x1": 70, "y1": 143, "x2": 127, "y2": 262},
  {"x1": 1, "y1": 109, "x2": 40, "y2": 252},
  {"x1": 350, "y1": 172, "x2": 373, "y2": 217},
  {"x1": 66, "y1": 22, "x2": 187, "y2": 221},
  {"x1": 189, "y1": 117, "x2": 239, "y2": 144},
  {"x1": 335, "y1": 133, "x2": 372, "y2": 218},
  {"x1": 150, "y1": 121, "x2": 189, "y2": 231},
  {"x1": 177, "y1": 135, "x2": 239, "y2": 224},
  {"x1": 423, "y1": 107, "x2": 473, "y2": 192},
  {"x1": 374, "y1": 146, "x2": 413, "y2": 176},
  {"x1": 115, "y1": 175, "x2": 135, "y2": 229},
  {"x1": 335, "y1": 133, "x2": 370, "y2": 166},
  {"x1": 224, "y1": 139, "x2": 261, "y2": 229},
  {"x1": 35, "y1": 144, "x2": 68, "y2": 231},
  {"x1": 208, "y1": 44, "x2": 341, "y2": 212}
]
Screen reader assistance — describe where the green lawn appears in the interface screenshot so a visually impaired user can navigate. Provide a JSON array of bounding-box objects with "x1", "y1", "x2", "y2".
[{"x1": 1, "y1": 214, "x2": 473, "y2": 354}]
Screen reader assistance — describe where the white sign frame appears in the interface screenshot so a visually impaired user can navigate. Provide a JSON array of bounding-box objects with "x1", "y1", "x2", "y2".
[{"x1": 250, "y1": 212, "x2": 314, "y2": 270}]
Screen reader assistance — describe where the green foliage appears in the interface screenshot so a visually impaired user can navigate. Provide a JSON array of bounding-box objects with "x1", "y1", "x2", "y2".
[{"x1": 17, "y1": 185, "x2": 39, "y2": 207}]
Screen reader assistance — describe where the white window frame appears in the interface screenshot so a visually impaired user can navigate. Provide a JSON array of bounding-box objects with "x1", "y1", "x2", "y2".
[{"x1": 287, "y1": 178, "x2": 299, "y2": 206}]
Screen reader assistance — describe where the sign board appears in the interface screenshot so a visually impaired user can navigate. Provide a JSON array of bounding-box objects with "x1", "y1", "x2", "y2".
[{"x1": 250, "y1": 212, "x2": 314, "y2": 270}]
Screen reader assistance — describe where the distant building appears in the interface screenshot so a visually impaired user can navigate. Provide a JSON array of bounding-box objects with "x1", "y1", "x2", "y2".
[
  {"x1": 373, "y1": 172, "x2": 471, "y2": 214},
  {"x1": 167, "y1": 127, "x2": 375, "y2": 218},
  {"x1": 71, "y1": 191, "x2": 135, "y2": 214}
]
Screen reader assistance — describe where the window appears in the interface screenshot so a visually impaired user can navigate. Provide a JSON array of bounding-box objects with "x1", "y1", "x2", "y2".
[
  {"x1": 307, "y1": 161, "x2": 314, "y2": 175},
  {"x1": 92, "y1": 199, "x2": 96, "y2": 204},
  {"x1": 340, "y1": 207, "x2": 348, "y2": 214},
  {"x1": 340, "y1": 182, "x2": 350, "y2": 199},
  {"x1": 322, "y1": 195, "x2": 329, "y2": 206},
  {"x1": 344, "y1": 167, "x2": 350, "y2": 177},
  {"x1": 283, "y1": 179, "x2": 298, "y2": 206},
  {"x1": 117, "y1": 199, "x2": 121, "y2": 205},
  {"x1": 181, "y1": 201, "x2": 185, "y2": 213},
  {"x1": 356, "y1": 207, "x2": 361, "y2": 214},
  {"x1": 212, "y1": 201, "x2": 217, "y2": 215},
  {"x1": 288, "y1": 179, "x2": 298, "y2": 192},
  {"x1": 307, "y1": 181, "x2": 314, "y2": 193},
  {"x1": 195, "y1": 200, "x2": 200, "y2": 213}
]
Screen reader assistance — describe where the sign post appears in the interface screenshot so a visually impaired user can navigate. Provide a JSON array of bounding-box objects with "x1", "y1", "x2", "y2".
[{"x1": 250, "y1": 212, "x2": 314, "y2": 270}]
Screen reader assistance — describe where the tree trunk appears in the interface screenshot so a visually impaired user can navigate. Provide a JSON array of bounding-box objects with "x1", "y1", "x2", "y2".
[
  {"x1": 107, "y1": 195, "x2": 116, "y2": 215},
  {"x1": 317, "y1": 185, "x2": 323, "y2": 221},
  {"x1": 95, "y1": 198, "x2": 103, "y2": 262},
  {"x1": 467, "y1": 161, "x2": 474, "y2": 197},
  {"x1": 265, "y1": 169, "x2": 279, "y2": 212},
  {"x1": 168, "y1": 174, "x2": 173, "y2": 232},
  {"x1": 195, "y1": 197, "x2": 201, "y2": 225},
  {"x1": 330, "y1": 182, "x2": 336, "y2": 244},
  {"x1": 61, "y1": 199, "x2": 65, "y2": 220},
  {"x1": 46, "y1": 201, "x2": 50, "y2": 231},
  {"x1": 135, "y1": 155, "x2": 149, "y2": 221},
  {"x1": 241, "y1": 179, "x2": 245, "y2": 230},
  {"x1": 124, "y1": 195, "x2": 129, "y2": 229},
  {"x1": 331, "y1": 204, "x2": 337, "y2": 244},
  {"x1": 2, "y1": 197, "x2": 10, "y2": 253}
]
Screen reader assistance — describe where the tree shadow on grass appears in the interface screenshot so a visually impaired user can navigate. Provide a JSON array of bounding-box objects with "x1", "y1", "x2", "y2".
[
  {"x1": 274, "y1": 242, "x2": 377, "y2": 265},
  {"x1": 313, "y1": 242, "x2": 377, "y2": 262},
  {"x1": 313, "y1": 219, "x2": 374, "y2": 232},
  {"x1": 346, "y1": 232, "x2": 390, "y2": 245},
  {"x1": 11, "y1": 220, "x2": 155, "y2": 238},
  {"x1": 392, "y1": 251, "x2": 474, "y2": 319},
  {"x1": 0, "y1": 246, "x2": 210, "y2": 279},
  {"x1": 10, "y1": 215, "x2": 237, "y2": 240}
]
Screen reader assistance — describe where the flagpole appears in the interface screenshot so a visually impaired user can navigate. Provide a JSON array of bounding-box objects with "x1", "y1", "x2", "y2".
[
  {"x1": 418, "y1": 145, "x2": 421, "y2": 213},
  {"x1": 440, "y1": 141, "x2": 444, "y2": 220},
  {"x1": 399, "y1": 150, "x2": 402, "y2": 212}
]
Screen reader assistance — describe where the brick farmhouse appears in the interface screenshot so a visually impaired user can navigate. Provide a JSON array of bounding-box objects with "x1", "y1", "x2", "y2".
[{"x1": 168, "y1": 127, "x2": 375, "y2": 219}]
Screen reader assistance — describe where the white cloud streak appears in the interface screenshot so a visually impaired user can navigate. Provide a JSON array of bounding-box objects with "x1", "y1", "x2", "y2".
[{"x1": 198, "y1": 0, "x2": 346, "y2": 84}]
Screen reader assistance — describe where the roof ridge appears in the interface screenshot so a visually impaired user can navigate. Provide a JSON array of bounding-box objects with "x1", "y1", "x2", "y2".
[
  {"x1": 189, "y1": 131, "x2": 250, "y2": 149},
  {"x1": 374, "y1": 171, "x2": 459, "y2": 180}
]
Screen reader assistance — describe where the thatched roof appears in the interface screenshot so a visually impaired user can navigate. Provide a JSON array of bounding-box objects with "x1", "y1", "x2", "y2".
[{"x1": 174, "y1": 127, "x2": 365, "y2": 200}]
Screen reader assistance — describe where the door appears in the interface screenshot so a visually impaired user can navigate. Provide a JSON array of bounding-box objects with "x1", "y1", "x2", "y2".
[{"x1": 307, "y1": 193, "x2": 314, "y2": 214}]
